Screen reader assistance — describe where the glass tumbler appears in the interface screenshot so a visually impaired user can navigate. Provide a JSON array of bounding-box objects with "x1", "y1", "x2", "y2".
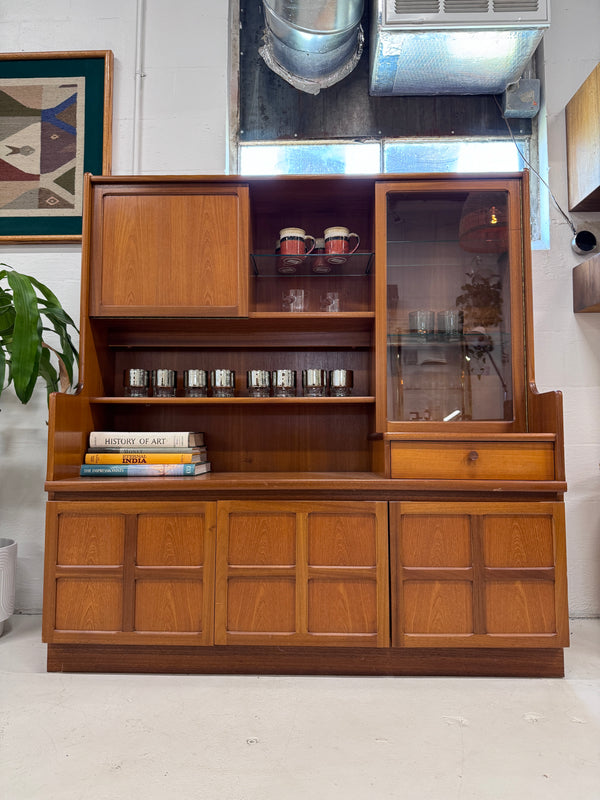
[
  {"x1": 247, "y1": 370, "x2": 271, "y2": 397},
  {"x1": 408, "y1": 310, "x2": 435, "y2": 339},
  {"x1": 184, "y1": 369, "x2": 208, "y2": 397},
  {"x1": 151, "y1": 369, "x2": 177, "y2": 397},
  {"x1": 302, "y1": 369, "x2": 327, "y2": 397},
  {"x1": 123, "y1": 368, "x2": 149, "y2": 397},
  {"x1": 210, "y1": 369, "x2": 235, "y2": 398},
  {"x1": 329, "y1": 369, "x2": 353, "y2": 397},
  {"x1": 271, "y1": 369, "x2": 296, "y2": 397}
]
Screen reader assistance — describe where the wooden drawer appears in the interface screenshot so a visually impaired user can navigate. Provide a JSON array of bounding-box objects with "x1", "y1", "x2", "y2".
[{"x1": 390, "y1": 441, "x2": 555, "y2": 481}]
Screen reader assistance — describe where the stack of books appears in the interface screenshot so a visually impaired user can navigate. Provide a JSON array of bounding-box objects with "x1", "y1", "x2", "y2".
[{"x1": 79, "y1": 431, "x2": 211, "y2": 476}]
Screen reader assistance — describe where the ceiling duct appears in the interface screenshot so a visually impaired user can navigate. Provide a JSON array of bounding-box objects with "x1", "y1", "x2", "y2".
[
  {"x1": 259, "y1": 0, "x2": 365, "y2": 95},
  {"x1": 370, "y1": 0, "x2": 550, "y2": 95}
]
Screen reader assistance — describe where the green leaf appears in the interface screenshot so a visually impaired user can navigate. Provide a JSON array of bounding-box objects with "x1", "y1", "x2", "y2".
[
  {"x1": 38, "y1": 346, "x2": 59, "y2": 400},
  {"x1": 0, "y1": 264, "x2": 79, "y2": 406},
  {"x1": 6, "y1": 271, "x2": 43, "y2": 403}
]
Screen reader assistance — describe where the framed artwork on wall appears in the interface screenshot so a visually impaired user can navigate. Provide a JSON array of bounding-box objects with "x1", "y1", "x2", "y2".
[{"x1": 0, "y1": 50, "x2": 113, "y2": 243}]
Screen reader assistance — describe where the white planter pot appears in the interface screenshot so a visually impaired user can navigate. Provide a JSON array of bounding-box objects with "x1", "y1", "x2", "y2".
[{"x1": 0, "y1": 538, "x2": 17, "y2": 636}]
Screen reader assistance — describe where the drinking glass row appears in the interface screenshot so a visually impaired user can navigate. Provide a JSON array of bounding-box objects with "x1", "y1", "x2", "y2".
[{"x1": 124, "y1": 368, "x2": 353, "y2": 397}]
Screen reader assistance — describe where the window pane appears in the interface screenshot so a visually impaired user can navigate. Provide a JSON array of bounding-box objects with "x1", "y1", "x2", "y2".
[
  {"x1": 240, "y1": 142, "x2": 381, "y2": 176},
  {"x1": 384, "y1": 139, "x2": 525, "y2": 173}
]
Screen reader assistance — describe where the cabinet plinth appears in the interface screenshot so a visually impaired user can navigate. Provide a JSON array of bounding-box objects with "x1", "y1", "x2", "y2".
[{"x1": 43, "y1": 172, "x2": 567, "y2": 676}]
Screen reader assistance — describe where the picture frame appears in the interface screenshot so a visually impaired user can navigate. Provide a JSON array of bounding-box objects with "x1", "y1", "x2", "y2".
[{"x1": 0, "y1": 50, "x2": 113, "y2": 243}]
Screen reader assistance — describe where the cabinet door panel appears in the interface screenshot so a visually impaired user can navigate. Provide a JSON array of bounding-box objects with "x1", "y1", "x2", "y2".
[
  {"x1": 135, "y1": 580, "x2": 204, "y2": 632},
  {"x1": 44, "y1": 501, "x2": 216, "y2": 646},
  {"x1": 227, "y1": 578, "x2": 296, "y2": 633},
  {"x1": 137, "y1": 514, "x2": 205, "y2": 566},
  {"x1": 486, "y1": 581, "x2": 557, "y2": 634},
  {"x1": 308, "y1": 513, "x2": 377, "y2": 566},
  {"x1": 90, "y1": 185, "x2": 249, "y2": 317},
  {"x1": 216, "y1": 501, "x2": 389, "y2": 647},
  {"x1": 482, "y1": 515, "x2": 554, "y2": 567},
  {"x1": 403, "y1": 581, "x2": 473, "y2": 635},
  {"x1": 391, "y1": 501, "x2": 569, "y2": 648},
  {"x1": 308, "y1": 579, "x2": 378, "y2": 635},
  {"x1": 401, "y1": 514, "x2": 471, "y2": 567},
  {"x1": 57, "y1": 514, "x2": 124, "y2": 565},
  {"x1": 228, "y1": 512, "x2": 296, "y2": 565},
  {"x1": 55, "y1": 578, "x2": 123, "y2": 631}
]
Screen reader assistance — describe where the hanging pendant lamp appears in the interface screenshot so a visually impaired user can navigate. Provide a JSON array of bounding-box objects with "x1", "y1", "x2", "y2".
[{"x1": 459, "y1": 192, "x2": 508, "y2": 254}]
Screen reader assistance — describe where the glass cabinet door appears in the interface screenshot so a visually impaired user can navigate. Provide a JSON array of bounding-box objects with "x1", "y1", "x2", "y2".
[{"x1": 383, "y1": 186, "x2": 517, "y2": 424}]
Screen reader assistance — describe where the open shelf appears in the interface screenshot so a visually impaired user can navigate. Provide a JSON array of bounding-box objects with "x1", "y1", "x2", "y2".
[
  {"x1": 251, "y1": 251, "x2": 374, "y2": 277},
  {"x1": 89, "y1": 396, "x2": 376, "y2": 405}
]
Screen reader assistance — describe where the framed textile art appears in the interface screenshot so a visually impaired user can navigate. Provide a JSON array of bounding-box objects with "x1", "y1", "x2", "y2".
[{"x1": 0, "y1": 51, "x2": 113, "y2": 243}]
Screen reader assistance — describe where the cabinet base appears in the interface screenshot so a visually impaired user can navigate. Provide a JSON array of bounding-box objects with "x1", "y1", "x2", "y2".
[{"x1": 47, "y1": 644, "x2": 565, "y2": 678}]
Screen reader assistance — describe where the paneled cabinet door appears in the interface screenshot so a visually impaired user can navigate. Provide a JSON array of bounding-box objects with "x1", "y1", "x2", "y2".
[
  {"x1": 390, "y1": 502, "x2": 569, "y2": 648},
  {"x1": 215, "y1": 501, "x2": 389, "y2": 647},
  {"x1": 43, "y1": 501, "x2": 216, "y2": 646},
  {"x1": 89, "y1": 183, "x2": 249, "y2": 317}
]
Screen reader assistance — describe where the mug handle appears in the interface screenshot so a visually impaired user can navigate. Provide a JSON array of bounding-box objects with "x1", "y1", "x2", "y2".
[
  {"x1": 348, "y1": 232, "x2": 360, "y2": 254},
  {"x1": 304, "y1": 235, "x2": 316, "y2": 255}
]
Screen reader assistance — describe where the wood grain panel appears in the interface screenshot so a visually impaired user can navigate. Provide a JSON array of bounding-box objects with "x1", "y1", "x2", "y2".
[
  {"x1": 403, "y1": 581, "x2": 473, "y2": 635},
  {"x1": 390, "y1": 442, "x2": 554, "y2": 480},
  {"x1": 566, "y1": 62, "x2": 600, "y2": 211},
  {"x1": 228, "y1": 512, "x2": 296, "y2": 565},
  {"x1": 137, "y1": 514, "x2": 204, "y2": 566},
  {"x1": 573, "y1": 252, "x2": 600, "y2": 312},
  {"x1": 482, "y1": 515, "x2": 554, "y2": 567},
  {"x1": 57, "y1": 514, "x2": 124, "y2": 565},
  {"x1": 100, "y1": 193, "x2": 241, "y2": 310},
  {"x1": 401, "y1": 514, "x2": 471, "y2": 567},
  {"x1": 135, "y1": 580, "x2": 204, "y2": 632},
  {"x1": 55, "y1": 579, "x2": 122, "y2": 631},
  {"x1": 215, "y1": 500, "x2": 389, "y2": 647},
  {"x1": 308, "y1": 513, "x2": 376, "y2": 566},
  {"x1": 486, "y1": 581, "x2": 556, "y2": 634},
  {"x1": 308, "y1": 579, "x2": 377, "y2": 634},
  {"x1": 227, "y1": 578, "x2": 296, "y2": 632}
]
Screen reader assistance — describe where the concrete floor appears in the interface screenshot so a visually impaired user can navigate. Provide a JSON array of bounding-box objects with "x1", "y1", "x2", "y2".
[{"x1": 0, "y1": 616, "x2": 599, "y2": 800}]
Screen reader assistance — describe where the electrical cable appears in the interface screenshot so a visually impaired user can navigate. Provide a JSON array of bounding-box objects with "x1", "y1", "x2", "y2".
[{"x1": 493, "y1": 94, "x2": 576, "y2": 234}]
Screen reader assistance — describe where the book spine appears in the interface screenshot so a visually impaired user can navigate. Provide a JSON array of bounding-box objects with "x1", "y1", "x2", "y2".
[
  {"x1": 88, "y1": 432, "x2": 202, "y2": 448},
  {"x1": 87, "y1": 446, "x2": 206, "y2": 454},
  {"x1": 85, "y1": 453, "x2": 200, "y2": 464},
  {"x1": 80, "y1": 463, "x2": 198, "y2": 476}
]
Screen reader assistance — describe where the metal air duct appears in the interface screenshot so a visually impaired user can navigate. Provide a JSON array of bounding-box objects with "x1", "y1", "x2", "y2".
[{"x1": 259, "y1": 0, "x2": 365, "y2": 95}]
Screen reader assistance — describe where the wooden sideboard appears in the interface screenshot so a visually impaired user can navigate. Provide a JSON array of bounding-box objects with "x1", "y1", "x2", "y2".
[{"x1": 43, "y1": 172, "x2": 568, "y2": 677}]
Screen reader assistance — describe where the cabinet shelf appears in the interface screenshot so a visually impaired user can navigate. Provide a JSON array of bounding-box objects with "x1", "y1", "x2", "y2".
[
  {"x1": 88, "y1": 396, "x2": 376, "y2": 405},
  {"x1": 251, "y1": 251, "x2": 374, "y2": 277}
]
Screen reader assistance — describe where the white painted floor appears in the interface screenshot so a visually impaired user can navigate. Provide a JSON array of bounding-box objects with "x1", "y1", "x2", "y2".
[{"x1": 1, "y1": 616, "x2": 599, "y2": 800}]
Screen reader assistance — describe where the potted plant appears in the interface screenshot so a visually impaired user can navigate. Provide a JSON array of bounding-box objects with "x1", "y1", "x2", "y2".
[
  {"x1": 455, "y1": 268, "x2": 503, "y2": 378},
  {"x1": 0, "y1": 263, "x2": 79, "y2": 634}
]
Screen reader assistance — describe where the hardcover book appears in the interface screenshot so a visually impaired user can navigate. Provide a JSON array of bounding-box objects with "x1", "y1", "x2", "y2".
[
  {"x1": 88, "y1": 431, "x2": 205, "y2": 448},
  {"x1": 80, "y1": 462, "x2": 211, "y2": 477}
]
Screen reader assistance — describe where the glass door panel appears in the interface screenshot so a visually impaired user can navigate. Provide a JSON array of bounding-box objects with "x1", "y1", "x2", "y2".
[{"x1": 386, "y1": 190, "x2": 513, "y2": 423}]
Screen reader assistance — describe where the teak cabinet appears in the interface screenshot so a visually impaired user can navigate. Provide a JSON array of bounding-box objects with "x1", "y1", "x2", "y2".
[{"x1": 43, "y1": 172, "x2": 568, "y2": 677}]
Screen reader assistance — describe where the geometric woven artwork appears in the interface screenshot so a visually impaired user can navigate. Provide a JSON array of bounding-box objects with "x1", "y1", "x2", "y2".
[{"x1": 0, "y1": 77, "x2": 85, "y2": 217}]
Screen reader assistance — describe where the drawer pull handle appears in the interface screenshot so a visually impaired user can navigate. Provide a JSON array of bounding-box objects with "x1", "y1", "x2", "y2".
[{"x1": 468, "y1": 450, "x2": 479, "y2": 462}]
